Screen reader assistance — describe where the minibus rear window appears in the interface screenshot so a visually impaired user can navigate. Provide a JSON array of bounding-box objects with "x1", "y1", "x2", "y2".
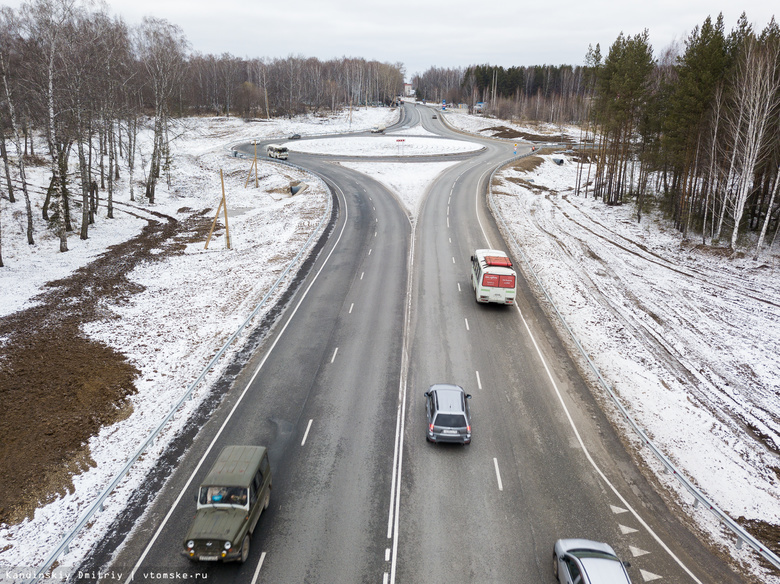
[{"x1": 482, "y1": 273, "x2": 499, "y2": 287}]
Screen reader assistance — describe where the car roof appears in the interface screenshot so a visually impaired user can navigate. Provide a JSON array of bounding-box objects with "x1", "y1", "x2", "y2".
[
  {"x1": 429, "y1": 384, "x2": 466, "y2": 413},
  {"x1": 579, "y1": 556, "x2": 630, "y2": 583},
  {"x1": 559, "y1": 540, "x2": 629, "y2": 584},
  {"x1": 202, "y1": 445, "x2": 266, "y2": 488}
]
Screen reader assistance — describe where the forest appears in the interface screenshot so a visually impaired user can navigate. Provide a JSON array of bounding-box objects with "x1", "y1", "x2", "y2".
[
  {"x1": 0, "y1": 0, "x2": 404, "y2": 265},
  {"x1": 1, "y1": 0, "x2": 779, "y2": 263},
  {"x1": 413, "y1": 14, "x2": 780, "y2": 259}
]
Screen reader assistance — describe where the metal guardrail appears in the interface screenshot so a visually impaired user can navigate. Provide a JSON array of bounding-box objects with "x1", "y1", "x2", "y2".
[
  {"x1": 486, "y1": 156, "x2": 780, "y2": 572},
  {"x1": 26, "y1": 163, "x2": 334, "y2": 584}
]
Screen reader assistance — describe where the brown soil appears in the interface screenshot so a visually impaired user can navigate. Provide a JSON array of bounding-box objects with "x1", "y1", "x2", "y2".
[
  {"x1": 480, "y1": 125, "x2": 576, "y2": 145},
  {"x1": 738, "y1": 517, "x2": 780, "y2": 562},
  {"x1": 0, "y1": 207, "x2": 213, "y2": 526}
]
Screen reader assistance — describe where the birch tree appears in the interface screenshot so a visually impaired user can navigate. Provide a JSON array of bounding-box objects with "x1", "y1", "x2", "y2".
[
  {"x1": 0, "y1": 7, "x2": 35, "y2": 246},
  {"x1": 23, "y1": 0, "x2": 77, "y2": 252},
  {"x1": 724, "y1": 33, "x2": 780, "y2": 250},
  {"x1": 136, "y1": 16, "x2": 187, "y2": 204}
]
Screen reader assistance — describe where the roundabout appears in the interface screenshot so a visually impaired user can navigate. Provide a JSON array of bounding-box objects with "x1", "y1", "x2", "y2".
[{"x1": 283, "y1": 134, "x2": 483, "y2": 157}]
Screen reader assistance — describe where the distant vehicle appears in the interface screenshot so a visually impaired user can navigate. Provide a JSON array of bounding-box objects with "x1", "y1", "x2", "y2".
[
  {"x1": 553, "y1": 539, "x2": 632, "y2": 584},
  {"x1": 424, "y1": 384, "x2": 472, "y2": 444},
  {"x1": 266, "y1": 144, "x2": 288, "y2": 159},
  {"x1": 183, "y1": 445, "x2": 272, "y2": 563},
  {"x1": 470, "y1": 249, "x2": 517, "y2": 305},
  {"x1": 371, "y1": 124, "x2": 386, "y2": 133},
  {"x1": 432, "y1": 114, "x2": 437, "y2": 119},
  {"x1": 289, "y1": 134, "x2": 301, "y2": 140}
]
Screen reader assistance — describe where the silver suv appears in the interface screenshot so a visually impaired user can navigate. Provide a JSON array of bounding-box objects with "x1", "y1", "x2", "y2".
[
  {"x1": 553, "y1": 539, "x2": 632, "y2": 583},
  {"x1": 424, "y1": 384, "x2": 472, "y2": 444}
]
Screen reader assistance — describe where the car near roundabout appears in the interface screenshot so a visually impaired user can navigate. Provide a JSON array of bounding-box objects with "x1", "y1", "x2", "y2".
[{"x1": 553, "y1": 539, "x2": 632, "y2": 584}]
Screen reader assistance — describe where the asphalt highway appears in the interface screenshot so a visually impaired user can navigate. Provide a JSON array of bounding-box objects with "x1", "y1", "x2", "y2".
[{"x1": 96, "y1": 103, "x2": 748, "y2": 584}]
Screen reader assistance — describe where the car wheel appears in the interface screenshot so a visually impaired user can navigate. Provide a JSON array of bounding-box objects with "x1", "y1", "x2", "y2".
[
  {"x1": 240, "y1": 534, "x2": 250, "y2": 563},
  {"x1": 552, "y1": 552, "x2": 559, "y2": 581}
]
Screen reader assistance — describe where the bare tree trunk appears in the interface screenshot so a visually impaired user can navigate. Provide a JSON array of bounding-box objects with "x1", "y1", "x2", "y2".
[
  {"x1": 728, "y1": 39, "x2": 780, "y2": 250},
  {"x1": 77, "y1": 137, "x2": 90, "y2": 240},
  {"x1": 107, "y1": 119, "x2": 115, "y2": 218},
  {"x1": 1, "y1": 51, "x2": 34, "y2": 245},
  {"x1": 126, "y1": 114, "x2": 137, "y2": 202},
  {"x1": 754, "y1": 169, "x2": 779, "y2": 260},
  {"x1": 0, "y1": 126, "x2": 14, "y2": 203}
]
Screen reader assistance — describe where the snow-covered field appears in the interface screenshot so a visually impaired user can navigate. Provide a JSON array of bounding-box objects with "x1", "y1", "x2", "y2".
[{"x1": 1, "y1": 104, "x2": 778, "y2": 582}]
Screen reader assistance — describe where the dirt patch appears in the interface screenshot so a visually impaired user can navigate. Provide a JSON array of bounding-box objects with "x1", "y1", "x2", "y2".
[
  {"x1": 492, "y1": 155, "x2": 554, "y2": 194},
  {"x1": 508, "y1": 155, "x2": 547, "y2": 173},
  {"x1": 738, "y1": 517, "x2": 780, "y2": 560},
  {"x1": 480, "y1": 125, "x2": 576, "y2": 145},
  {"x1": 0, "y1": 209, "x2": 213, "y2": 526}
]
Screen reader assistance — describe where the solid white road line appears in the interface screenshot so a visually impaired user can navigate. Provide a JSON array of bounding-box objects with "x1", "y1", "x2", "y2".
[
  {"x1": 472, "y1": 162, "x2": 702, "y2": 583},
  {"x1": 330, "y1": 347, "x2": 338, "y2": 363},
  {"x1": 388, "y1": 199, "x2": 416, "y2": 584},
  {"x1": 512, "y1": 291, "x2": 703, "y2": 584},
  {"x1": 250, "y1": 551, "x2": 267, "y2": 584},
  {"x1": 123, "y1": 182, "x2": 352, "y2": 584}
]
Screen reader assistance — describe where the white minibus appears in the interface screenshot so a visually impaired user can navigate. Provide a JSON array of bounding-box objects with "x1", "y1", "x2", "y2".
[
  {"x1": 266, "y1": 144, "x2": 289, "y2": 160},
  {"x1": 470, "y1": 249, "x2": 517, "y2": 305}
]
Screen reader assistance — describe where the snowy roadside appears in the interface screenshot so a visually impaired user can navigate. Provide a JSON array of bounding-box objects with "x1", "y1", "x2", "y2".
[
  {"x1": 0, "y1": 108, "x2": 401, "y2": 575},
  {"x1": 1, "y1": 101, "x2": 777, "y2": 583},
  {"x1": 484, "y1": 153, "x2": 780, "y2": 581}
]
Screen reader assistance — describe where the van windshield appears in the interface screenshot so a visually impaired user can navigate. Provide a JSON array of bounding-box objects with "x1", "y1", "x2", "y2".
[{"x1": 199, "y1": 486, "x2": 248, "y2": 507}]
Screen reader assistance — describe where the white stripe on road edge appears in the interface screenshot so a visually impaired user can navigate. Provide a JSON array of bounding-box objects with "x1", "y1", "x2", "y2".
[
  {"x1": 123, "y1": 183, "x2": 353, "y2": 584},
  {"x1": 472, "y1": 162, "x2": 703, "y2": 584},
  {"x1": 250, "y1": 551, "x2": 267, "y2": 584}
]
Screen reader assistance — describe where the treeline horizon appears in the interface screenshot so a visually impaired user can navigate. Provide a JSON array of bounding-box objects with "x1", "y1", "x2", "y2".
[
  {"x1": 0, "y1": 0, "x2": 406, "y2": 263},
  {"x1": 1, "y1": 1, "x2": 778, "y2": 261},
  {"x1": 413, "y1": 12, "x2": 780, "y2": 258}
]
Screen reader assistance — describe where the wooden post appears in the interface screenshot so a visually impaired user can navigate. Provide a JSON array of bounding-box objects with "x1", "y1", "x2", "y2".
[
  {"x1": 221, "y1": 169, "x2": 231, "y2": 249},
  {"x1": 205, "y1": 169, "x2": 231, "y2": 249},
  {"x1": 244, "y1": 142, "x2": 259, "y2": 188}
]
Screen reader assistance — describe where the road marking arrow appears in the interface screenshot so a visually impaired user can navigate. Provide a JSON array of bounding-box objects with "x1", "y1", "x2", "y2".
[{"x1": 640, "y1": 569, "x2": 663, "y2": 581}]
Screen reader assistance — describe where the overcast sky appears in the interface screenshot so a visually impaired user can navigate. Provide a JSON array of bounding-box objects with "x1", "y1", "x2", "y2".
[{"x1": 4, "y1": 1, "x2": 778, "y2": 78}]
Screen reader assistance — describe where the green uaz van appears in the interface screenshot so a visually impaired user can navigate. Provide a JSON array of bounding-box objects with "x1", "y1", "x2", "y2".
[{"x1": 183, "y1": 445, "x2": 272, "y2": 563}]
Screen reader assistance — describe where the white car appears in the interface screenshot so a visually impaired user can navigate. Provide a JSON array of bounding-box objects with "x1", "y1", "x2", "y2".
[{"x1": 553, "y1": 539, "x2": 632, "y2": 584}]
